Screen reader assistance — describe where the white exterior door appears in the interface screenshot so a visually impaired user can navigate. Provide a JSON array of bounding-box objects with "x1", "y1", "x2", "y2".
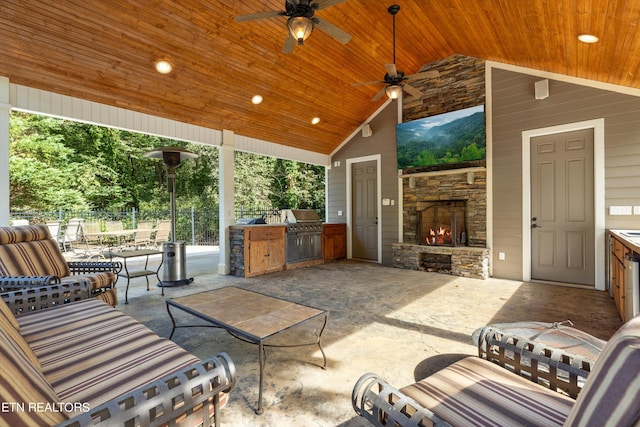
[
  {"x1": 352, "y1": 160, "x2": 378, "y2": 260},
  {"x1": 530, "y1": 128, "x2": 595, "y2": 285}
]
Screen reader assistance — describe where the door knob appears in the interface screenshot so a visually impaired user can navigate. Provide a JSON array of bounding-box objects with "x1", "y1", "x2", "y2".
[{"x1": 531, "y1": 223, "x2": 542, "y2": 229}]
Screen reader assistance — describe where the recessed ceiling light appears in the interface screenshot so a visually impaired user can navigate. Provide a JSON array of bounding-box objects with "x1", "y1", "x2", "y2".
[
  {"x1": 154, "y1": 59, "x2": 173, "y2": 74},
  {"x1": 578, "y1": 34, "x2": 598, "y2": 43},
  {"x1": 311, "y1": 117, "x2": 320, "y2": 125},
  {"x1": 251, "y1": 95, "x2": 263, "y2": 105}
]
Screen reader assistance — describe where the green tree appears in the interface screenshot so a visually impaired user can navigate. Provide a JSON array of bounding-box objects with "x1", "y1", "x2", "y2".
[{"x1": 9, "y1": 112, "x2": 326, "y2": 214}]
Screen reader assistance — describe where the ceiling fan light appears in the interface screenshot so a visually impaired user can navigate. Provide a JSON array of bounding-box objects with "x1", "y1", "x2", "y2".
[
  {"x1": 287, "y1": 17, "x2": 314, "y2": 45},
  {"x1": 385, "y1": 85, "x2": 403, "y2": 100}
]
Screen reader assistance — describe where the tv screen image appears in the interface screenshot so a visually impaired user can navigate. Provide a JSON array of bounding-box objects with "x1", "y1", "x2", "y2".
[{"x1": 396, "y1": 105, "x2": 485, "y2": 170}]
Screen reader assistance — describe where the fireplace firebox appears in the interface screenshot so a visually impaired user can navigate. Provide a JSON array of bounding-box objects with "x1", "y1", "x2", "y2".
[{"x1": 418, "y1": 200, "x2": 467, "y2": 246}]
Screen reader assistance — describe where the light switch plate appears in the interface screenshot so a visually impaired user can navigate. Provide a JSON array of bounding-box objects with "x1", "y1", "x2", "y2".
[{"x1": 610, "y1": 206, "x2": 633, "y2": 215}]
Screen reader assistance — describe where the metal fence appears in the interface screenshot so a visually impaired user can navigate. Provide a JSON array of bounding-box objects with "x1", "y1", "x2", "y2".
[{"x1": 9, "y1": 206, "x2": 325, "y2": 245}]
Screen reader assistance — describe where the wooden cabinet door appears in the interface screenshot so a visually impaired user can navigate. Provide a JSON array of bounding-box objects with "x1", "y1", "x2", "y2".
[
  {"x1": 266, "y1": 238, "x2": 285, "y2": 271},
  {"x1": 246, "y1": 239, "x2": 268, "y2": 277},
  {"x1": 610, "y1": 236, "x2": 627, "y2": 321},
  {"x1": 244, "y1": 226, "x2": 285, "y2": 277},
  {"x1": 323, "y1": 224, "x2": 346, "y2": 262}
]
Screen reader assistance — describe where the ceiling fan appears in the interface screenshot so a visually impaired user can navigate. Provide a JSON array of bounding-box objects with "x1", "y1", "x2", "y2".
[
  {"x1": 352, "y1": 4, "x2": 439, "y2": 101},
  {"x1": 235, "y1": 0, "x2": 352, "y2": 54}
]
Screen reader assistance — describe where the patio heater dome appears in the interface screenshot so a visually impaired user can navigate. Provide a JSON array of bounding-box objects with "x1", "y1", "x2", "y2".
[{"x1": 144, "y1": 146, "x2": 198, "y2": 287}]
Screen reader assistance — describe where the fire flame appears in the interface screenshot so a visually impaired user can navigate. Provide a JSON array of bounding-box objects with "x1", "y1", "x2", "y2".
[{"x1": 426, "y1": 227, "x2": 452, "y2": 245}]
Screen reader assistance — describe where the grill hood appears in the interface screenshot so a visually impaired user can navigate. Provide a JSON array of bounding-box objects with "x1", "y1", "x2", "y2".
[{"x1": 282, "y1": 209, "x2": 321, "y2": 223}]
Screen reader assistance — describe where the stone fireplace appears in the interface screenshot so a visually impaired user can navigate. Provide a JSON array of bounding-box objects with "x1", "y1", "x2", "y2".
[{"x1": 394, "y1": 168, "x2": 489, "y2": 279}]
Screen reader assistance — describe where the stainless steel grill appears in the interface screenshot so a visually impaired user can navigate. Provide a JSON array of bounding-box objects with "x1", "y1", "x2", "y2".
[{"x1": 283, "y1": 210, "x2": 323, "y2": 264}]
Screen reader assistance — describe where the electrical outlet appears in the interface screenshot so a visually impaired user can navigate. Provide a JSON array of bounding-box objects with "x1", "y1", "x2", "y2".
[
  {"x1": 634, "y1": 206, "x2": 640, "y2": 215},
  {"x1": 499, "y1": 252, "x2": 506, "y2": 260}
]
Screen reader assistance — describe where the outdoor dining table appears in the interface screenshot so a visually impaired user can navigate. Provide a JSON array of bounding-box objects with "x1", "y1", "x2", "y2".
[{"x1": 84, "y1": 229, "x2": 136, "y2": 253}]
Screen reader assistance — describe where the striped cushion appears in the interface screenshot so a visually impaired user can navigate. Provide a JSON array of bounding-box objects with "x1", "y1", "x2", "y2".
[
  {"x1": 564, "y1": 315, "x2": 640, "y2": 426},
  {"x1": 18, "y1": 299, "x2": 201, "y2": 407},
  {"x1": 59, "y1": 271, "x2": 116, "y2": 293},
  {"x1": 0, "y1": 305, "x2": 40, "y2": 369},
  {"x1": 0, "y1": 326, "x2": 67, "y2": 426},
  {"x1": 92, "y1": 287, "x2": 118, "y2": 306},
  {"x1": 0, "y1": 224, "x2": 51, "y2": 245},
  {"x1": 0, "y1": 295, "x2": 19, "y2": 330},
  {"x1": 0, "y1": 237, "x2": 70, "y2": 277},
  {"x1": 401, "y1": 356, "x2": 574, "y2": 427}
]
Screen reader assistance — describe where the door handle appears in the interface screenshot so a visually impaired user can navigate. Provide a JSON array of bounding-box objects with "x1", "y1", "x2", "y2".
[{"x1": 531, "y1": 223, "x2": 542, "y2": 229}]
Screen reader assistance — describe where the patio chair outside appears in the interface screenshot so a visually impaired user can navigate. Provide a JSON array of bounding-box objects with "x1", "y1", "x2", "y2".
[
  {"x1": 137, "y1": 220, "x2": 154, "y2": 229},
  {"x1": 105, "y1": 220, "x2": 131, "y2": 248},
  {"x1": 106, "y1": 220, "x2": 124, "y2": 231},
  {"x1": 128, "y1": 219, "x2": 155, "y2": 249},
  {"x1": 82, "y1": 220, "x2": 102, "y2": 246},
  {"x1": 61, "y1": 218, "x2": 83, "y2": 252},
  {"x1": 154, "y1": 219, "x2": 171, "y2": 247},
  {"x1": 81, "y1": 220, "x2": 104, "y2": 257},
  {"x1": 45, "y1": 221, "x2": 62, "y2": 248}
]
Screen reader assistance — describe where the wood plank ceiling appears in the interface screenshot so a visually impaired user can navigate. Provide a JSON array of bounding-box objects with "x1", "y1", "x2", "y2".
[{"x1": 1, "y1": 1, "x2": 639, "y2": 155}]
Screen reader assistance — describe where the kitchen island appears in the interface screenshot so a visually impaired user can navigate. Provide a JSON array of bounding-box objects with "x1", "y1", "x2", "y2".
[{"x1": 229, "y1": 222, "x2": 346, "y2": 277}]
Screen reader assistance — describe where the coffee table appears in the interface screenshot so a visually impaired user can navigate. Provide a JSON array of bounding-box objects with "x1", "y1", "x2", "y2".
[{"x1": 166, "y1": 286, "x2": 328, "y2": 414}]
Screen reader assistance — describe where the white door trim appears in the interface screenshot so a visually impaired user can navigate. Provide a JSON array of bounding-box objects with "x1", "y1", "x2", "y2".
[
  {"x1": 346, "y1": 154, "x2": 382, "y2": 263},
  {"x1": 522, "y1": 118, "x2": 605, "y2": 289}
]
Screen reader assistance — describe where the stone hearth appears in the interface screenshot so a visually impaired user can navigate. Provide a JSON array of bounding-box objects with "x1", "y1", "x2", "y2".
[{"x1": 393, "y1": 243, "x2": 489, "y2": 279}]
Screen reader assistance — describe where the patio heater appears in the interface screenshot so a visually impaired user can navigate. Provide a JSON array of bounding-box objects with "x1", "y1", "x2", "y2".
[{"x1": 144, "y1": 146, "x2": 198, "y2": 287}]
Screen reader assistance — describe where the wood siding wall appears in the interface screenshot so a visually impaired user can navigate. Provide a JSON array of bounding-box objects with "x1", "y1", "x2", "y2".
[
  {"x1": 327, "y1": 103, "x2": 399, "y2": 266},
  {"x1": 491, "y1": 67, "x2": 640, "y2": 280}
]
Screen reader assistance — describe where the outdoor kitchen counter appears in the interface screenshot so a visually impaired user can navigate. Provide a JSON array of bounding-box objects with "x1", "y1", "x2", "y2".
[
  {"x1": 608, "y1": 229, "x2": 640, "y2": 322},
  {"x1": 609, "y1": 229, "x2": 640, "y2": 254},
  {"x1": 230, "y1": 225, "x2": 287, "y2": 277},
  {"x1": 229, "y1": 221, "x2": 333, "y2": 277}
]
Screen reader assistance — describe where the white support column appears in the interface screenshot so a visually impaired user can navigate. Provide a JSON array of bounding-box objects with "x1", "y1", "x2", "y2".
[
  {"x1": 0, "y1": 77, "x2": 10, "y2": 226},
  {"x1": 218, "y1": 130, "x2": 235, "y2": 275}
]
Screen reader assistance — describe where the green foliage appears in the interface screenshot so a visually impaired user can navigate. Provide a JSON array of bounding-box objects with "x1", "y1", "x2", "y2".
[{"x1": 9, "y1": 112, "x2": 325, "y2": 213}]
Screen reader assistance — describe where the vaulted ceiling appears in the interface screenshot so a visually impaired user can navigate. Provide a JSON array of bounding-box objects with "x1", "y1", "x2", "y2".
[{"x1": 1, "y1": 1, "x2": 639, "y2": 155}]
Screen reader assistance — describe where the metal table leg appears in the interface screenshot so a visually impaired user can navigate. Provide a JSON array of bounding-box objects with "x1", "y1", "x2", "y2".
[{"x1": 257, "y1": 341, "x2": 265, "y2": 415}]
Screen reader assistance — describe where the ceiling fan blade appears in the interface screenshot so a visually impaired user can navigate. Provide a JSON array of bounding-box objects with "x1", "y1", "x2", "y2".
[
  {"x1": 282, "y1": 33, "x2": 296, "y2": 54},
  {"x1": 403, "y1": 84, "x2": 423, "y2": 98},
  {"x1": 314, "y1": 18, "x2": 352, "y2": 44},
  {"x1": 385, "y1": 63, "x2": 398, "y2": 78},
  {"x1": 235, "y1": 10, "x2": 284, "y2": 22},
  {"x1": 313, "y1": 0, "x2": 347, "y2": 11},
  {"x1": 372, "y1": 87, "x2": 387, "y2": 102},
  {"x1": 352, "y1": 80, "x2": 385, "y2": 87},
  {"x1": 406, "y1": 70, "x2": 440, "y2": 80}
]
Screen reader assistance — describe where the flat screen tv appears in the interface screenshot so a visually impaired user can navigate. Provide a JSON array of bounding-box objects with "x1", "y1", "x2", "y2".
[{"x1": 396, "y1": 105, "x2": 485, "y2": 171}]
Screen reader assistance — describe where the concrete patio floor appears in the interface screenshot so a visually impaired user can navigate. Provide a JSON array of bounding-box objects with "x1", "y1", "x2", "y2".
[{"x1": 104, "y1": 246, "x2": 622, "y2": 427}]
